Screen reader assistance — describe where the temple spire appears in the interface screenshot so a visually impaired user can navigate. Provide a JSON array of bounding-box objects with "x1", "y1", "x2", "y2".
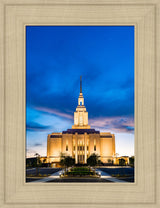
[
  {"x1": 80, "y1": 76, "x2": 82, "y2": 93},
  {"x1": 72, "y1": 77, "x2": 90, "y2": 129}
]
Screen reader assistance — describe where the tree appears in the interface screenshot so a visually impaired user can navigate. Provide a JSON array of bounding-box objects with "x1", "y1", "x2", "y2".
[
  {"x1": 119, "y1": 158, "x2": 126, "y2": 166},
  {"x1": 129, "y1": 156, "x2": 134, "y2": 167},
  {"x1": 34, "y1": 153, "x2": 41, "y2": 175},
  {"x1": 97, "y1": 159, "x2": 102, "y2": 167},
  {"x1": 60, "y1": 153, "x2": 75, "y2": 174},
  {"x1": 59, "y1": 152, "x2": 66, "y2": 168},
  {"x1": 108, "y1": 159, "x2": 112, "y2": 163},
  {"x1": 87, "y1": 153, "x2": 100, "y2": 167},
  {"x1": 64, "y1": 156, "x2": 75, "y2": 168}
]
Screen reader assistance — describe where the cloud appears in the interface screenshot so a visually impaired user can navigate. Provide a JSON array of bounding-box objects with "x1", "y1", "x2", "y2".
[
  {"x1": 89, "y1": 116, "x2": 134, "y2": 133},
  {"x1": 26, "y1": 26, "x2": 134, "y2": 157},
  {"x1": 26, "y1": 122, "x2": 51, "y2": 131},
  {"x1": 26, "y1": 148, "x2": 37, "y2": 158},
  {"x1": 33, "y1": 143, "x2": 42, "y2": 147},
  {"x1": 26, "y1": 26, "x2": 134, "y2": 120},
  {"x1": 34, "y1": 106, "x2": 73, "y2": 120}
]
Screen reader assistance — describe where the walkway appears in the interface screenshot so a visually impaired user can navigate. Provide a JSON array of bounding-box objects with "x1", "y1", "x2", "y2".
[
  {"x1": 30, "y1": 170, "x2": 62, "y2": 183},
  {"x1": 96, "y1": 169, "x2": 127, "y2": 183},
  {"x1": 30, "y1": 169, "x2": 127, "y2": 183}
]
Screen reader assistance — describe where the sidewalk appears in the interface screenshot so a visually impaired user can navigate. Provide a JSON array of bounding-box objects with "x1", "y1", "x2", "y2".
[
  {"x1": 30, "y1": 170, "x2": 62, "y2": 183},
  {"x1": 96, "y1": 169, "x2": 127, "y2": 183},
  {"x1": 30, "y1": 169, "x2": 127, "y2": 183}
]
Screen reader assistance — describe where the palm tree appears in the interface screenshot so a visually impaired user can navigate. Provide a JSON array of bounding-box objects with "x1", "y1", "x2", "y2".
[{"x1": 34, "y1": 153, "x2": 40, "y2": 176}]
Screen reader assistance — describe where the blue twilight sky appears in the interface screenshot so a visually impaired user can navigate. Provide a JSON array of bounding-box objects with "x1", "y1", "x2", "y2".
[{"x1": 26, "y1": 26, "x2": 134, "y2": 158}]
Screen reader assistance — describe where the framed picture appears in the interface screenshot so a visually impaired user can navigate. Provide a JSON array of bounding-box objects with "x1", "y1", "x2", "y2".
[
  {"x1": 0, "y1": 0, "x2": 159, "y2": 207},
  {"x1": 26, "y1": 25, "x2": 134, "y2": 184}
]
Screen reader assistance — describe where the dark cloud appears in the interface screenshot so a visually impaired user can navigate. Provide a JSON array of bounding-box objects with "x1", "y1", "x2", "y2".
[
  {"x1": 33, "y1": 143, "x2": 42, "y2": 147},
  {"x1": 26, "y1": 122, "x2": 51, "y2": 131},
  {"x1": 26, "y1": 82, "x2": 134, "y2": 119},
  {"x1": 26, "y1": 26, "x2": 134, "y2": 131},
  {"x1": 125, "y1": 126, "x2": 134, "y2": 132}
]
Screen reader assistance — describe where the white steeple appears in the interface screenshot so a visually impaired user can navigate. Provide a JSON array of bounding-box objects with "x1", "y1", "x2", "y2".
[{"x1": 72, "y1": 76, "x2": 90, "y2": 129}]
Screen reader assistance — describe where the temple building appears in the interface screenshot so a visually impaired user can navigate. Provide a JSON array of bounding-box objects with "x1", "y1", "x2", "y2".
[{"x1": 47, "y1": 77, "x2": 116, "y2": 165}]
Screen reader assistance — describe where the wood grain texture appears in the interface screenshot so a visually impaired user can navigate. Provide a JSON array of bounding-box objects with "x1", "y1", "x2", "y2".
[{"x1": 0, "y1": 0, "x2": 159, "y2": 207}]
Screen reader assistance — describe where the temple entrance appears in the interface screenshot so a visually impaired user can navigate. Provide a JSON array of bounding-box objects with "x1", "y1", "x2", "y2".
[
  {"x1": 77, "y1": 141, "x2": 85, "y2": 163},
  {"x1": 78, "y1": 154, "x2": 85, "y2": 164}
]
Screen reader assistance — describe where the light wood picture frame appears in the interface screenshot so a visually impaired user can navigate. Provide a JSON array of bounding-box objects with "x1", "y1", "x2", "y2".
[{"x1": 0, "y1": 0, "x2": 159, "y2": 207}]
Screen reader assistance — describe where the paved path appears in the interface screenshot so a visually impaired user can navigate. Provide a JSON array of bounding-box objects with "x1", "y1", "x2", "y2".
[
  {"x1": 30, "y1": 170, "x2": 62, "y2": 183},
  {"x1": 26, "y1": 168, "x2": 61, "y2": 175},
  {"x1": 30, "y1": 169, "x2": 127, "y2": 183},
  {"x1": 96, "y1": 169, "x2": 127, "y2": 183}
]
